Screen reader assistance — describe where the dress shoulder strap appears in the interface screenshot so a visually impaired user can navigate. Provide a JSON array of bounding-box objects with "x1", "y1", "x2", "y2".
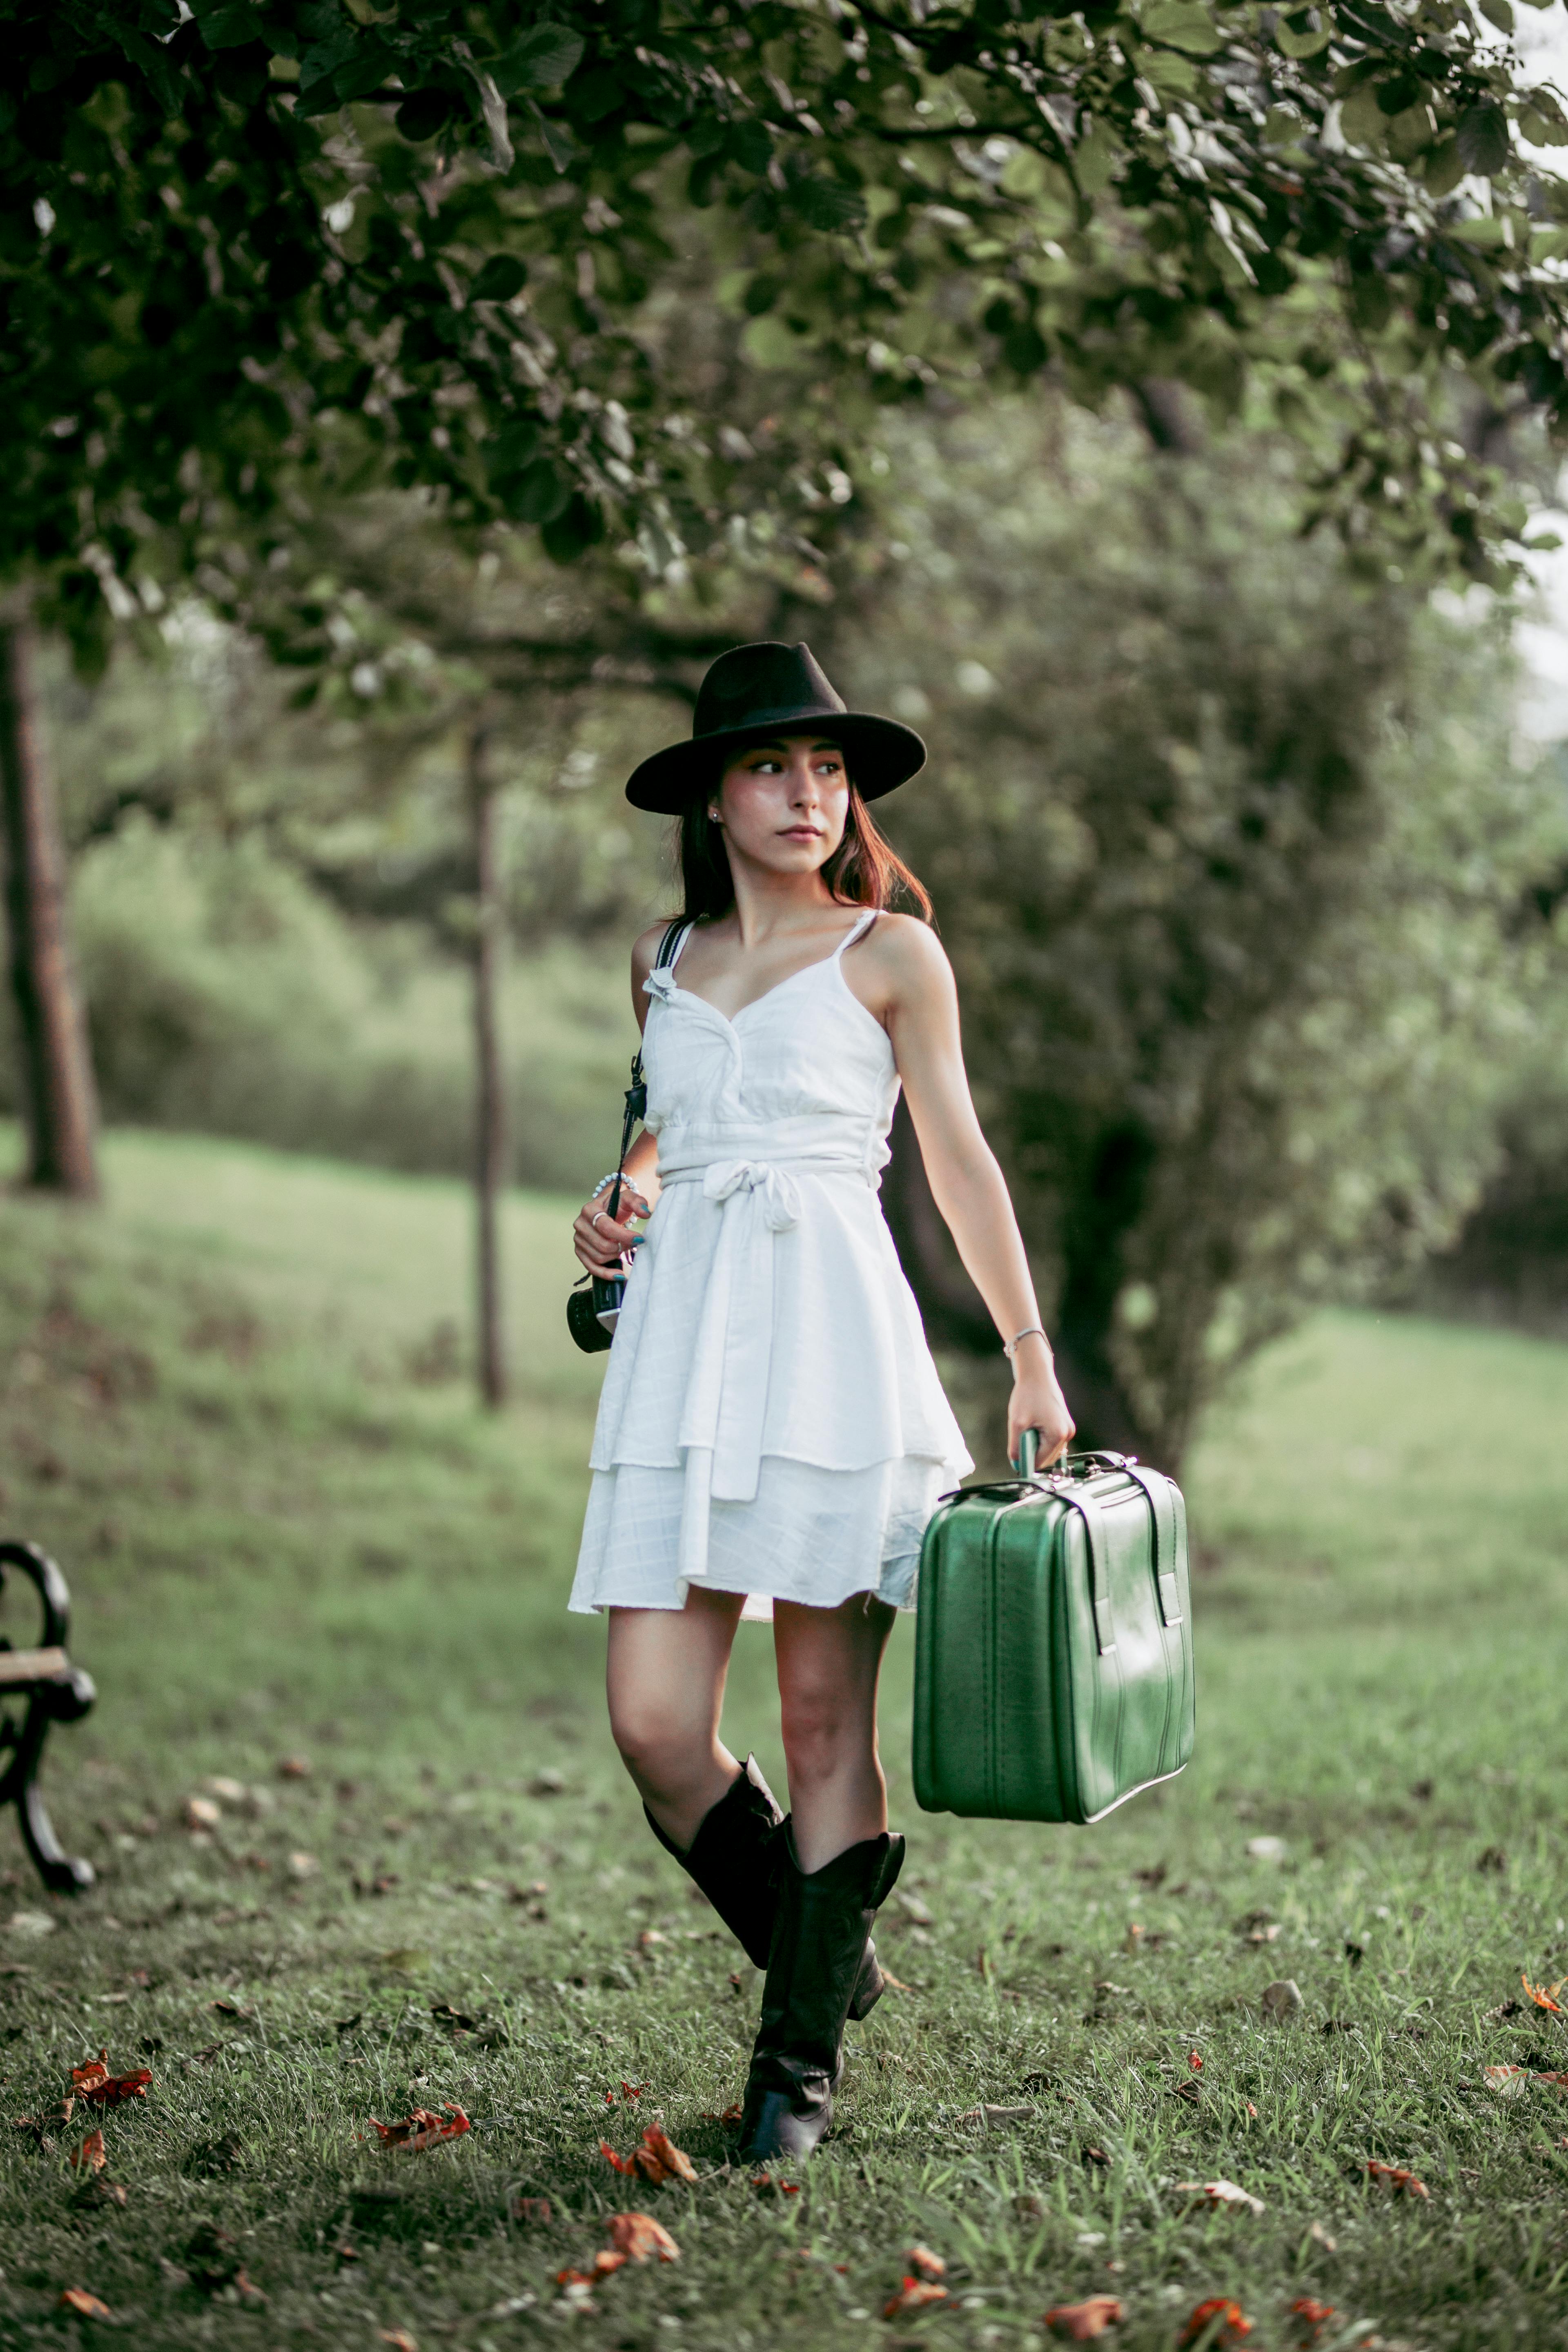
[{"x1": 833, "y1": 909, "x2": 879, "y2": 958}]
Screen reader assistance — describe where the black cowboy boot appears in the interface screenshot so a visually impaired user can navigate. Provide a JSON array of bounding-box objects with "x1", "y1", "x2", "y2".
[
  {"x1": 644, "y1": 1762, "x2": 889, "y2": 2019},
  {"x1": 736, "y1": 1826, "x2": 905, "y2": 2165}
]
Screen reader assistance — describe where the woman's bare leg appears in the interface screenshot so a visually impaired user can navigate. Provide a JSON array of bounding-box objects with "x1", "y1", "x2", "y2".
[
  {"x1": 773, "y1": 1595, "x2": 898, "y2": 1873},
  {"x1": 606, "y1": 1588, "x2": 748, "y2": 1850}
]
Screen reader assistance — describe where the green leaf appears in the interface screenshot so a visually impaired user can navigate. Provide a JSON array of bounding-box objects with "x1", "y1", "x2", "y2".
[
  {"x1": 1519, "y1": 98, "x2": 1568, "y2": 147},
  {"x1": 741, "y1": 314, "x2": 806, "y2": 369},
  {"x1": 1140, "y1": 2, "x2": 1224, "y2": 56},
  {"x1": 725, "y1": 117, "x2": 773, "y2": 176},
  {"x1": 486, "y1": 419, "x2": 541, "y2": 480},
  {"x1": 1274, "y1": 9, "x2": 1332, "y2": 58},
  {"x1": 333, "y1": 38, "x2": 395, "y2": 103},
  {"x1": 1457, "y1": 102, "x2": 1510, "y2": 177},
  {"x1": 471, "y1": 254, "x2": 528, "y2": 302},
  {"x1": 396, "y1": 89, "x2": 455, "y2": 143},
  {"x1": 113, "y1": 27, "x2": 185, "y2": 113},
  {"x1": 1479, "y1": 0, "x2": 1514, "y2": 28},
  {"x1": 784, "y1": 173, "x2": 867, "y2": 234},
  {"x1": 198, "y1": 4, "x2": 266, "y2": 48},
  {"x1": 505, "y1": 459, "x2": 571, "y2": 524},
  {"x1": 541, "y1": 490, "x2": 605, "y2": 563},
  {"x1": 1424, "y1": 135, "x2": 1466, "y2": 196},
  {"x1": 492, "y1": 24, "x2": 585, "y2": 98}
]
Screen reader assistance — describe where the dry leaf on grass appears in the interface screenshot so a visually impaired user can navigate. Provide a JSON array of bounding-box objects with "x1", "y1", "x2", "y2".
[
  {"x1": 58, "y1": 2288, "x2": 113, "y2": 2321},
  {"x1": 1043, "y1": 2293, "x2": 1123, "y2": 2339},
  {"x1": 1178, "y1": 2298, "x2": 1253, "y2": 2348},
  {"x1": 1364, "y1": 2159, "x2": 1429, "y2": 2199},
  {"x1": 750, "y1": 2173, "x2": 801, "y2": 2196},
  {"x1": 1188, "y1": 2051, "x2": 1204, "y2": 2072},
  {"x1": 1307, "y1": 2221, "x2": 1337, "y2": 2251},
  {"x1": 510, "y1": 2195, "x2": 551, "y2": 2225},
  {"x1": 68, "y1": 2129, "x2": 105, "y2": 2173},
  {"x1": 884, "y1": 2277, "x2": 949, "y2": 2318},
  {"x1": 606, "y1": 2211, "x2": 681, "y2": 2263},
  {"x1": 71, "y1": 2051, "x2": 152, "y2": 2109},
  {"x1": 599, "y1": 2125, "x2": 696, "y2": 2185},
  {"x1": 620, "y1": 2080, "x2": 646, "y2": 2100},
  {"x1": 557, "y1": 2254, "x2": 626, "y2": 2285},
  {"x1": 1522, "y1": 1974, "x2": 1564, "y2": 2014},
  {"x1": 370, "y1": 2105, "x2": 472, "y2": 2153},
  {"x1": 906, "y1": 2246, "x2": 945, "y2": 2281},
  {"x1": 1289, "y1": 2299, "x2": 1336, "y2": 2342},
  {"x1": 379, "y1": 2331, "x2": 417, "y2": 2351},
  {"x1": 1175, "y1": 2178, "x2": 1266, "y2": 2217}
]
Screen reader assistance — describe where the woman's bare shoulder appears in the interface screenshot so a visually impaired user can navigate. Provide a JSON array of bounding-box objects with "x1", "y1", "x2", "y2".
[
  {"x1": 863, "y1": 910, "x2": 953, "y2": 987},
  {"x1": 631, "y1": 916, "x2": 682, "y2": 984}
]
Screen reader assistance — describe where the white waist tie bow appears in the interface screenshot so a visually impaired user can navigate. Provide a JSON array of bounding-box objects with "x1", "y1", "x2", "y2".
[{"x1": 652, "y1": 1144, "x2": 869, "y2": 1588}]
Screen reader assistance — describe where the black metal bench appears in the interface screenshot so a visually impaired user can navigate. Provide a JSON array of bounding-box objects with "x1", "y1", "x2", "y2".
[{"x1": 0, "y1": 1541, "x2": 96, "y2": 1891}]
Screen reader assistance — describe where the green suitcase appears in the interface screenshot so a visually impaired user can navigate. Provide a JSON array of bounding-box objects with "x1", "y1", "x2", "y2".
[{"x1": 912, "y1": 1437, "x2": 1195, "y2": 1825}]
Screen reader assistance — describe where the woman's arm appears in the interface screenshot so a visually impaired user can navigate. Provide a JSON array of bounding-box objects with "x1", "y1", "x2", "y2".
[
  {"x1": 571, "y1": 924, "x2": 668, "y2": 1274},
  {"x1": 870, "y1": 918, "x2": 1075, "y2": 1467}
]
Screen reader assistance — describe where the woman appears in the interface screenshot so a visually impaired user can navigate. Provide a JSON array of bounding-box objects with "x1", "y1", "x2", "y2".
[{"x1": 570, "y1": 641, "x2": 1074, "y2": 2163}]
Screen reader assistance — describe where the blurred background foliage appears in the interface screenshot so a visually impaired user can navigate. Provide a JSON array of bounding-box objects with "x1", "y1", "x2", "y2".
[{"x1": 20, "y1": 390, "x2": 1568, "y2": 1461}]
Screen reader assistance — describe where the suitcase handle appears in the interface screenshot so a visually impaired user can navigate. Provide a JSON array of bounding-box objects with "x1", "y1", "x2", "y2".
[{"x1": 1011, "y1": 1434, "x2": 1134, "y2": 1481}]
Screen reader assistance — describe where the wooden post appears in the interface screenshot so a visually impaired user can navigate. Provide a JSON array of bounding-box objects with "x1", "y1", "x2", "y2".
[
  {"x1": 469, "y1": 722, "x2": 508, "y2": 1408},
  {"x1": 0, "y1": 619, "x2": 99, "y2": 1198}
]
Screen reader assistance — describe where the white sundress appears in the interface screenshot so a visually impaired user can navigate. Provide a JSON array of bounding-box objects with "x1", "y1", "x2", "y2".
[{"x1": 569, "y1": 911, "x2": 973, "y2": 1621}]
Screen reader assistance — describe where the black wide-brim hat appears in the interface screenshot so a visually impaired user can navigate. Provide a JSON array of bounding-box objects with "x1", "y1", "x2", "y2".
[{"x1": 625, "y1": 640, "x2": 925, "y2": 815}]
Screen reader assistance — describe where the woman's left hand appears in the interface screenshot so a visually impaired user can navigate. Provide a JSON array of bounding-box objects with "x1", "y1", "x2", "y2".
[{"x1": 1007, "y1": 1336, "x2": 1075, "y2": 1470}]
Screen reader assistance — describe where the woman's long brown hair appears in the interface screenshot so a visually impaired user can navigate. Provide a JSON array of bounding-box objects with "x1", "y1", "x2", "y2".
[{"x1": 674, "y1": 773, "x2": 933, "y2": 924}]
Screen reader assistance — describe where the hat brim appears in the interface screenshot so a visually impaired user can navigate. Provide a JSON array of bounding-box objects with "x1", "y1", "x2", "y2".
[{"x1": 625, "y1": 712, "x2": 925, "y2": 815}]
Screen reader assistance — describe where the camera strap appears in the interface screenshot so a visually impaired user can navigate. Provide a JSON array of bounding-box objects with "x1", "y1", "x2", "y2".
[{"x1": 607, "y1": 919, "x2": 687, "y2": 1221}]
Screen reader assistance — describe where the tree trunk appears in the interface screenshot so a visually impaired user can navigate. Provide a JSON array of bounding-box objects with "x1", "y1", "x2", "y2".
[
  {"x1": 0, "y1": 620, "x2": 99, "y2": 1198},
  {"x1": 882, "y1": 1096, "x2": 1152, "y2": 1463},
  {"x1": 469, "y1": 723, "x2": 508, "y2": 1408}
]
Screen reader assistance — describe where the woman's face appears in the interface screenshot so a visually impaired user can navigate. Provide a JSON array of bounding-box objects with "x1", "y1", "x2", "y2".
[{"x1": 710, "y1": 735, "x2": 849, "y2": 876}]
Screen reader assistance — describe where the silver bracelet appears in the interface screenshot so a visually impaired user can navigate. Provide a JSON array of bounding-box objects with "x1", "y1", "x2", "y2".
[{"x1": 1004, "y1": 1324, "x2": 1048, "y2": 1360}]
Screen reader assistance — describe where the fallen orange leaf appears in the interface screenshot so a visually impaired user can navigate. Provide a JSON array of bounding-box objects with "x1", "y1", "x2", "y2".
[
  {"x1": 510, "y1": 2195, "x2": 551, "y2": 2224},
  {"x1": 907, "y1": 2245, "x2": 946, "y2": 2282},
  {"x1": 380, "y1": 2331, "x2": 417, "y2": 2351},
  {"x1": 71, "y1": 2052, "x2": 151, "y2": 2110},
  {"x1": 1175, "y1": 2177, "x2": 1265, "y2": 2216},
  {"x1": 601, "y1": 2125, "x2": 696, "y2": 2185},
  {"x1": 1289, "y1": 2299, "x2": 1336, "y2": 2343},
  {"x1": 59, "y1": 2289, "x2": 114, "y2": 2321},
  {"x1": 69, "y1": 2130, "x2": 106, "y2": 2174},
  {"x1": 1044, "y1": 2293, "x2": 1124, "y2": 2340},
  {"x1": 884, "y1": 2278, "x2": 949, "y2": 2318},
  {"x1": 606, "y1": 2212, "x2": 681, "y2": 2264},
  {"x1": 1178, "y1": 2299, "x2": 1252, "y2": 2348},
  {"x1": 621, "y1": 2081, "x2": 646, "y2": 2100},
  {"x1": 750, "y1": 2173, "x2": 801, "y2": 2195},
  {"x1": 1523, "y1": 1974, "x2": 1564, "y2": 2014},
  {"x1": 369, "y1": 2105, "x2": 471, "y2": 2153},
  {"x1": 1365, "y1": 2159, "x2": 1429, "y2": 2200},
  {"x1": 1188, "y1": 2051, "x2": 1204, "y2": 2073}
]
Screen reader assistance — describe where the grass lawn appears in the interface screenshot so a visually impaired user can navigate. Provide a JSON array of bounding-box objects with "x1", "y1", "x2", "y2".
[{"x1": 1, "y1": 1128, "x2": 1566, "y2": 2352}]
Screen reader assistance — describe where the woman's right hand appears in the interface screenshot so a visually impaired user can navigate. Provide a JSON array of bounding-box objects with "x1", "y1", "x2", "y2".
[{"x1": 573, "y1": 1185, "x2": 650, "y2": 1274}]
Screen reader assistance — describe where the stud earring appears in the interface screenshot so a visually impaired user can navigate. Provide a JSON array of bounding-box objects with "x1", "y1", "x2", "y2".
[{"x1": 707, "y1": 809, "x2": 721, "y2": 824}]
